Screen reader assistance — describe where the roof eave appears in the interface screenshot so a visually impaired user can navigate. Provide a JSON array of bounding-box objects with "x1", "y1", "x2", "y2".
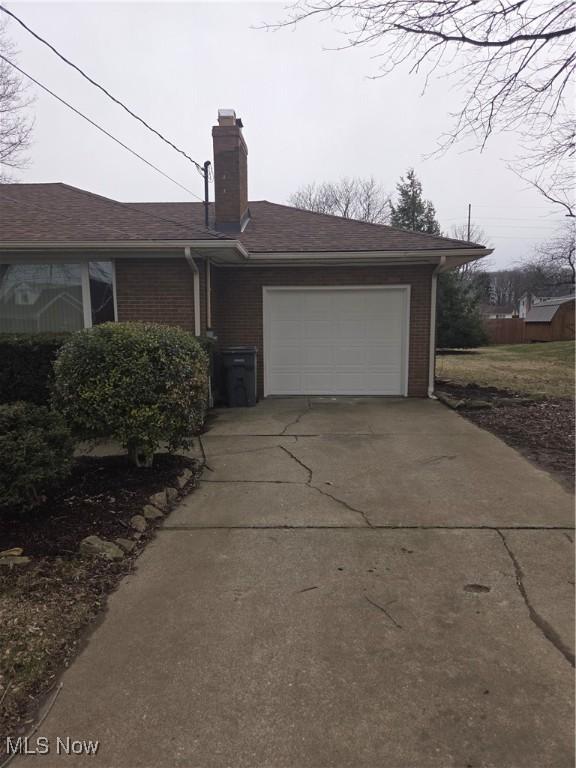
[
  {"x1": 243, "y1": 248, "x2": 491, "y2": 266},
  {"x1": 0, "y1": 239, "x2": 249, "y2": 263}
]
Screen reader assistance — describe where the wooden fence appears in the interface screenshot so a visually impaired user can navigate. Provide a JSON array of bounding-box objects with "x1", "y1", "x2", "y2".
[{"x1": 483, "y1": 318, "x2": 526, "y2": 345}]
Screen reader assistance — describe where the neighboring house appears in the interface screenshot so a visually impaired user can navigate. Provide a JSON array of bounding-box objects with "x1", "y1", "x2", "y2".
[
  {"x1": 480, "y1": 303, "x2": 517, "y2": 319},
  {"x1": 517, "y1": 292, "x2": 535, "y2": 319},
  {"x1": 525, "y1": 296, "x2": 575, "y2": 342},
  {"x1": 0, "y1": 110, "x2": 491, "y2": 398}
]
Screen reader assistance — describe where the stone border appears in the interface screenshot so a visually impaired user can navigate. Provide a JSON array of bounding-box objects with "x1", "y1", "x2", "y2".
[
  {"x1": 79, "y1": 466, "x2": 197, "y2": 561},
  {"x1": 0, "y1": 465, "x2": 199, "y2": 567}
]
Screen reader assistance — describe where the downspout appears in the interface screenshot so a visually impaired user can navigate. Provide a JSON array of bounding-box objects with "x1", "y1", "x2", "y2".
[
  {"x1": 206, "y1": 258, "x2": 212, "y2": 330},
  {"x1": 428, "y1": 255, "x2": 446, "y2": 398},
  {"x1": 184, "y1": 247, "x2": 201, "y2": 336}
]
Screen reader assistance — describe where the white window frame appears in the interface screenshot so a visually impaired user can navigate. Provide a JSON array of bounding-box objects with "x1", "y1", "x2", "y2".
[
  {"x1": 262, "y1": 285, "x2": 411, "y2": 398},
  {"x1": 75, "y1": 262, "x2": 120, "y2": 328}
]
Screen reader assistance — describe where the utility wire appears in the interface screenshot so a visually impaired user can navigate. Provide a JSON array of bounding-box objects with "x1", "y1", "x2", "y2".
[
  {"x1": 0, "y1": 3, "x2": 205, "y2": 176},
  {"x1": 0, "y1": 53, "x2": 203, "y2": 201}
]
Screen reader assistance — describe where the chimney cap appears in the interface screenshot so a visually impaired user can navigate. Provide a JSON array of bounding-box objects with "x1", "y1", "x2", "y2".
[{"x1": 218, "y1": 108, "x2": 238, "y2": 127}]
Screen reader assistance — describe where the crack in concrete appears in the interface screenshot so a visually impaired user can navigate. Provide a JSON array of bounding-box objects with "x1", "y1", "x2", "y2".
[
  {"x1": 197, "y1": 436, "x2": 214, "y2": 472},
  {"x1": 275, "y1": 444, "x2": 374, "y2": 527},
  {"x1": 365, "y1": 595, "x2": 403, "y2": 629},
  {"x1": 280, "y1": 399, "x2": 311, "y2": 435},
  {"x1": 202, "y1": 479, "x2": 305, "y2": 485},
  {"x1": 279, "y1": 445, "x2": 314, "y2": 484},
  {"x1": 161, "y1": 524, "x2": 575, "y2": 531},
  {"x1": 497, "y1": 530, "x2": 575, "y2": 668},
  {"x1": 308, "y1": 484, "x2": 374, "y2": 528},
  {"x1": 200, "y1": 441, "x2": 297, "y2": 460},
  {"x1": 420, "y1": 454, "x2": 457, "y2": 466}
]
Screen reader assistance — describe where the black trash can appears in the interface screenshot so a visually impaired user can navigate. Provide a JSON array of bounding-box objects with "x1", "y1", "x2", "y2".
[{"x1": 222, "y1": 346, "x2": 258, "y2": 407}]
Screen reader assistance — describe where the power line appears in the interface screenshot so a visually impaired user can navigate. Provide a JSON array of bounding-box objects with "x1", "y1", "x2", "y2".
[
  {"x1": 0, "y1": 3, "x2": 205, "y2": 176},
  {"x1": 0, "y1": 53, "x2": 203, "y2": 201}
]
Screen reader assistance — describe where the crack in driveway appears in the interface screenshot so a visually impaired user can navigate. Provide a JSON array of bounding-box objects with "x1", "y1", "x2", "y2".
[
  {"x1": 497, "y1": 530, "x2": 575, "y2": 668},
  {"x1": 279, "y1": 445, "x2": 314, "y2": 484},
  {"x1": 280, "y1": 399, "x2": 312, "y2": 435},
  {"x1": 279, "y1": 445, "x2": 373, "y2": 528}
]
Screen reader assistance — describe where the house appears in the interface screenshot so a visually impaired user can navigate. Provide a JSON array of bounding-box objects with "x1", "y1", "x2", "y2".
[
  {"x1": 0, "y1": 110, "x2": 491, "y2": 398},
  {"x1": 525, "y1": 296, "x2": 575, "y2": 342},
  {"x1": 517, "y1": 292, "x2": 536, "y2": 319},
  {"x1": 480, "y1": 303, "x2": 517, "y2": 320}
]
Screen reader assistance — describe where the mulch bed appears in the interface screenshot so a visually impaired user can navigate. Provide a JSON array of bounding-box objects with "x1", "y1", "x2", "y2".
[
  {"x1": 0, "y1": 454, "x2": 201, "y2": 749},
  {"x1": 436, "y1": 380, "x2": 575, "y2": 490}
]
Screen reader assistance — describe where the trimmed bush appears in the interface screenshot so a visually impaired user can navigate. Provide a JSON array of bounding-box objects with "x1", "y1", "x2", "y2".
[
  {"x1": 0, "y1": 402, "x2": 74, "y2": 510},
  {"x1": 0, "y1": 333, "x2": 70, "y2": 405},
  {"x1": 52, "y1": 322, "x2": 209, "y2": 466}
]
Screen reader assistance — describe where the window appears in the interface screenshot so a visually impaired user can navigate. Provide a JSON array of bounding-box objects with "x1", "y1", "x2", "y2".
[{"x1": 0, "y1": 262, "x2": 116, "y2": 333}]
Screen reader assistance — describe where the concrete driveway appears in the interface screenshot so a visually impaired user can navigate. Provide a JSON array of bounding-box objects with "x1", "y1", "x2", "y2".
[{"x1": 19, "y1": 398, "x2": 574, "y2": 767}]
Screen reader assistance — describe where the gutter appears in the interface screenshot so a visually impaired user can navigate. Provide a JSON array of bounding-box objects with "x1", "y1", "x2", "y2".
[
  {"x1": 184, "y1": 247, "x2": 201, "y2": 336},
  {"x1": 428, "y1": 255, "x2": 446, "y2": 398}
]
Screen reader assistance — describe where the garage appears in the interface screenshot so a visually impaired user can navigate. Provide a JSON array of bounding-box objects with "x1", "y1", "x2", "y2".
[{"x1": 263, "y1": 286, "x2": 410, "y2": 396}]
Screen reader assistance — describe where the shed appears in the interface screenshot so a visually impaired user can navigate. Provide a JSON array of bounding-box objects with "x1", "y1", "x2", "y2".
[{"x1": 525, "y1": 296, "x2": 575, "y2": 342}]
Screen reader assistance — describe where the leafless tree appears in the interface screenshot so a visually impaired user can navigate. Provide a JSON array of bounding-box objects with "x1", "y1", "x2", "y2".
[
  {"x1": 289, "y1": 176, "x2": 391, "y2": 223},
  {"x1": 532, "y1": 220, "x2": 575, "y2": 286},
  {"x1": 265, "y1": 2, "x2": 575, "y2": 195},
  {"x1": 451, "y1": 223, "x2": 490, "y2": 246},
  {"x1": 0, "y1": 20, "x2": 33, "y2": 182}
]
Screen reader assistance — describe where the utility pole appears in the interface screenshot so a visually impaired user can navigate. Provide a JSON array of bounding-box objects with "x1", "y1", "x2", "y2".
[
  {"x1": 203, "y1": 160, "x2": 211, "y2": 228},
  {"x1": 467, "y1": 203, "x2": 472, "y2": 241}
]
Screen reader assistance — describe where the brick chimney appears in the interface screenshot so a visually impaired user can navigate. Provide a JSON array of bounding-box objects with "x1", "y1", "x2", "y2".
[{"x1": 212, "y1": 109, "x2": 249, "y2": 232}]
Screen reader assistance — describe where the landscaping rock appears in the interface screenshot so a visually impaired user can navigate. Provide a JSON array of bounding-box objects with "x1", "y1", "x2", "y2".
[
  {"x1": 435, "y1": 392, "x2": 464, "y2": 410},
  {"x1": 166, "y1": 486, "x2": 179, "y2": 504},
  {"x1": 0, "y1": 547, "x2": 23, "y2": 558},
  {"x1": 115, "y1": 537, "x2": 136, "y2": 553},
  {"x1": 464, "y1": 399, "x2": 492, "y2": 410},
  {"x1": 149, "y1": 491, "x2": 168, "y2": 511},
  {"x1": 130, "y1": 515, "x2": 147, "y2": 532},
  {"x1": 0, "y1": 555, "x2": 31, "y2": 566},
  {"x1": 79, "y1": 536, "x2": 124, "y2": 561},
  {"x1": 143, "y1": 505, "x2": 164, "y2": 520},
  {"x1": 177, "y1": 468, "x2": 193, "y2": 489}
]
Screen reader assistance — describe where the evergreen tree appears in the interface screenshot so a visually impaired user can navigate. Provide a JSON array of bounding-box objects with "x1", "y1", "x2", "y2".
[
  {"x1": 390, "y1": 169, "x2": 441, "y2": 235},
  {"x1": 437, "y1": 272, "x2": 488, "y2": 349}
]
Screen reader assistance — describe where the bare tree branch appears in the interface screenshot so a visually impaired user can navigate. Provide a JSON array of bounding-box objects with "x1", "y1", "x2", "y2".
[
  {"x1": 262, "y1": 1, "x2": 575, "y2": 199},
  {"x1": 0, "y1": 19, "x2": 33, "y2": 181},
  {"x1": 289, "y1": 176, "x2": 391, "y2": 223}
]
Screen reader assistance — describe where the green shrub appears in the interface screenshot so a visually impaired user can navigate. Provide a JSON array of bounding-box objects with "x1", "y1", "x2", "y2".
[
  {"x1": 52, "y1": 322, "x2": 209, "y2": 466},
  {"x1": 0, "y1": 333, "x2": 70, "y2": 405},
  {"x1": 0, "y1": 402, "x2": 74, "y2": 510}
]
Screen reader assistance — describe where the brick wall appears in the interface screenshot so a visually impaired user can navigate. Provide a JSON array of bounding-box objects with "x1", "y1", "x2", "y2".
[
  {"x1": 212, "y1": 123, "x2": 249, "y2": 230},
  {"x1": 212, "y1": 264, "x2": 434, "y2": 397},
  {"x1": 115, "y1": 258, "x2": 199, "y2": 331}
]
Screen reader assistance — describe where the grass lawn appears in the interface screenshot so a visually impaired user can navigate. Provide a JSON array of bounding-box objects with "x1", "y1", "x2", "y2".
[{"x1": 436, "y1": 341, "x2": 575, "y2": 398}]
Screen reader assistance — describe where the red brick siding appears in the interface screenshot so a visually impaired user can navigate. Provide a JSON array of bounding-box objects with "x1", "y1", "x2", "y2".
[
  {"x1": 211, "y1": 264, "x2": 434, "y2": 397},
  {"x1": 212, "y1": 125, "x2": 249, "y2": 229},
  {"x1": 115, "y1": 258, "x2": 198, "y2": 331}
]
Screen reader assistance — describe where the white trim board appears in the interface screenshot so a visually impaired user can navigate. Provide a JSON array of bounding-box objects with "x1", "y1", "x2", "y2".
[{"x1": 263, "y1": 285, "x2": 411, "y2": 397}]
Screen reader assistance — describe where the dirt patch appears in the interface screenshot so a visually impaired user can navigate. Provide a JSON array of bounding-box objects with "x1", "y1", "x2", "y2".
[
  {"x1": 436, "y1": 380, "x2": 574, "y2": 490},
  {"x1": 0, "y1": 453, "x2": 201, "y2": 748}
]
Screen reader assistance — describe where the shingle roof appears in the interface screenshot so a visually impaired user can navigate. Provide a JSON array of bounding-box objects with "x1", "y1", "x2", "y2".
[
  {"x1": 0, "y1": 183, "x2": 486, "y2": 253},
  {"x1": 525, "y1": 296, "x2": 575, "y2": 323},
  {"x1": 0, "y1": 183, "x2": 226, "y2": 243},
  {"x1": 134, "y1": 200, "x2": 486, "y2": 253}
]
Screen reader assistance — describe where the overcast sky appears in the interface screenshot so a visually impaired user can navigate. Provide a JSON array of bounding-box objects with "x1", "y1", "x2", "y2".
[{"x1": 4, "y1": 1, "x2": 569, "y2": 267}]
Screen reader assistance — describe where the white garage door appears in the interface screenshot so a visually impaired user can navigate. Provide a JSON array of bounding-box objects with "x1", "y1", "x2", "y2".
[{"x1": 263, "y1": 286, "x2": 410, "y2": 396}]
